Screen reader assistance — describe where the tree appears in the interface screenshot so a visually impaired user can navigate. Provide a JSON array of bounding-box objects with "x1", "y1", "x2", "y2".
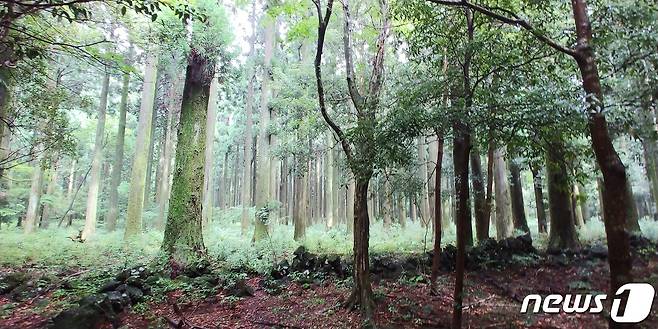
[
  {"x1": 107, "y1": 71, "x2": 130, "y2": 231},
  {"x1": 252, "y1": 3, "x2": 277, "y2": 242},
  {"x1": 81, "y1": 69, "x2": 109, "y2": 241},
  {"x1": 124, "y1": 51, "x2": 158, "y2": 239},
  {"x1": 314, "y1": 0, "x2": 391, "y2": 317}
]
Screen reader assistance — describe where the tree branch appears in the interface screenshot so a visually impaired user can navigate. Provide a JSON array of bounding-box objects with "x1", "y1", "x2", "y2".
[
  {"x1": 314, "y1": 0, "x2": 353, "y2": 161},
  {"x1": 426, "y1": 0, "x2": 578, "y2": 58}
]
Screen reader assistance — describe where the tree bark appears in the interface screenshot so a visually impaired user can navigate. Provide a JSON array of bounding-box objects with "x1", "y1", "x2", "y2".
[
  {"x1": 493, "y1": 147, "x2": 513, "y2": 240},
  {"x1": 24, "y1": 159, "x2": 45, "y2": 233},
  {"x1": 81, "y1": 70, "x2": 109, "y2": 241},
  {"x1": 40, "y1": 161, "x2": 59, "y2": 228},
  {"x1": 530, "y1": 165, "x2": 548, "y2": 233},
  {"x1": 571, "y1": 0, "x2": 632, "y2": 306},
  {"x1": 125, "y1": 53, "x2": 158, "y2": 238},
  {"x1": 161, "y1": 50, "x2": 213, "y2": 267},
  {"x1": 418, "y1": 137, "x2": 431, "y2": 227},
  {"x1": 156, "y1": 72, "x2": 182, "y2": 230},
  {"x1": 471, "y1": 148, "x2": 488, "y2": 241},
  {"x1": 347, "y1": 177, "x2": 374, "y2": 316},
  {"x1": 546, "y1": 141, "x2": 580, "y2": 252},
  {"x1": 201, "y1": 72, "x2": 218, "y2": 227},
  {"x1": 107, "y1": 72, "x2": 130, "y2": 231},
  {"x1": 451, "y1": 121, "x2": 470, "y2": 329},
  {"x1": 430, "y1": 134, "x2": 444, "y2": 293},
  {"x1": 253, "y1": 12, "x2": 276, "y2": 242},
  {"x1": 509, "y1": 159, "x2": 530, "y2": 237}
]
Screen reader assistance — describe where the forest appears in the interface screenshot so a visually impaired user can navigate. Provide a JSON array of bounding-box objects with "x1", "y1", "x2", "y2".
[{"x1": 0, "y1": 0, "x2": 657, "y2": 328}]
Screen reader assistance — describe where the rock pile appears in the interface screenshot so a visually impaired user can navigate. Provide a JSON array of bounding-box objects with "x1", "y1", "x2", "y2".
[{"x1": 49, "y1": 265, "x2": 152, "y2": 329}]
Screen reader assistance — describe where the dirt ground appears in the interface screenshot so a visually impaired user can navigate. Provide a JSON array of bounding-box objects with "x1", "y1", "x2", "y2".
[{"x1": 2, "y1": 252, "x2": 657, "y2": 329}]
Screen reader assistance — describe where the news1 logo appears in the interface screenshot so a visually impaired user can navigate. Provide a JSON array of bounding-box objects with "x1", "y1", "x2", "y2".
[{"x1": 520, "y1": 283, "x2": 655, "y2": 323}]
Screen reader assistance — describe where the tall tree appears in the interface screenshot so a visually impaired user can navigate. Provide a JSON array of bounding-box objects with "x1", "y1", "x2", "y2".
[
  {"x1": 253, "y1": 7, "x2": 277, "y2": 242},
  {"x1": 202, "y1": 71, "x2": 219, "y2": 226},
  {"x1": 81, "y1": 69, "x2": 109, "y2": 241},
  {"x1": 106, "y1": 71, "x2": 130, "y2": 231},
  {"x1": 124, "y1": 52, "x2": 158, "y2": 239},
  {"x1": 509, "y1": 158, "x2": 530, "y2": 236},
  {"x1": 314, "y1": 0, "x2": 390, "y2": 317},
  {"x1": 161, "y1": 49, "x2": 214, "y2": 267}
]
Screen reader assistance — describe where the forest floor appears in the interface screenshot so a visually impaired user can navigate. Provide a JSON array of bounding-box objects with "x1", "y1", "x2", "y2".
[{"x1": 1, "y1": 237, "x2": 658, "y2": 329}]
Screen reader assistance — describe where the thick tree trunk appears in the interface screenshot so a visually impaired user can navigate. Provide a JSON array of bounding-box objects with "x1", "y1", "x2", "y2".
[
  {"x1": 346, "y1": 177, "x2": 374, "y2": 316},
  {"x1": 107, "y1": 72, "x2": 130, "y2": 231},
  {"x1": 471, "y1": 149, "x2": 488, "y2": 241},
  {"x1": 125, "y1": 53, "x2": 158, "y2": 238},
  {"x1": 546, "y1": 142, "x2": 580, "y2": 252},
  {"x1": 430, "y1": 135, "x2": 444, "y2": 293},
  {"x1": 201, "y1": 74, "x2": 218, "y2": 227},
  {"x1": 509, "y1": 159, "x2": 530, "y2": 237},
  {"x1": 81, "y1": 70, "x2": 109, "y2": 241},
  {"x1": 493, "y1": 148, "x2": 513, "y2": 240},
  {"x1": 451, "y1": 122, "x2": 470, "y2": 329},
  {"x1": 161, "y1": 50, "x2": 213, "y2": 267},
  {"x1": 530, "y1": 165, "x2": 548, "y2": 234}
]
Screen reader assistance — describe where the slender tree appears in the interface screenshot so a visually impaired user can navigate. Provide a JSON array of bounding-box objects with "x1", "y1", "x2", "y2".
[
  {"x1": 107, "y1": 71, "x2": 130, "y2": 231},
  {"x1": 124, "y1": 52, "x2": 158, "y2": 239},
  {"x1": 81, "y1": 69, "x2": 109, "y2": 241}
]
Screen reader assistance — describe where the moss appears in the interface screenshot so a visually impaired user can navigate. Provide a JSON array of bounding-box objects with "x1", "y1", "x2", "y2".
[{"x1": 161, "y1": 53, "x2": 211, "y2": 269}]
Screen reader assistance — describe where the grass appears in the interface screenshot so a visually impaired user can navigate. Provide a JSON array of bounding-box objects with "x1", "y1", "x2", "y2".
[{"x1": 2, "y1": 207, "x2": 658, "y2": 275}]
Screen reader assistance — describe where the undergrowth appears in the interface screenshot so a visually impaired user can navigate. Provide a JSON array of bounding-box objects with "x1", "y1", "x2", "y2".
[{"x1": 1, "y1": 208, "x2": 658, "y2": 276}]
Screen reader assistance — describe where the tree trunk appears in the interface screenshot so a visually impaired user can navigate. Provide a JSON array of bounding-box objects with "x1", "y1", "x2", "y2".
[
  {"x1": 347, "y1": 179, "x2": 355, "y2": 234},
  {"x1": 430, "y1": 135, "x2": 444, "y2": 292},
  {"x1": 471, "y1": 148, "x2": 488, "y2": 241},
  {"x1": 572, "y1": 184, "x2": 585, "y2": 227},
  {"x1": 40, "y1": 161, "x2": 59, "y2": 228},
  {"x1": 293, "y1": 162, "x2": 308, "y2": 241},
  {"x1": 451, "y1": 121, "x2": 470, "y2": 329},
  {"x1": 107, "y1": 72, "x2": 130, "y2": 231},
  {"x1": 624, "y1": 179, "x2": 640, "y2": 233},
  {"x1": 201, "y1": 73, "x2": 218, "y2": 227},
  {"x1": 640, "y1": 138, "x2": 658, "y2": 216},
  {"x1": 326, "y1": 133, "x2": 335, "y2": 228},
  {"x1": 161, "y1": 50, "x2": 213, "y2": 267},
  {"x1": 546, "y1": 141, "x2": 580, "y2": 252},
  {"x1": 143, "y1": 91, "x2": 159, "y2": 209},
  {"x1": 81, "y1": 70, "x2": 110, "y2": 241},
  {"x1": 241, "y1": 75, "x2": 253, "y2": 232},
  {"x1": 61, "y1": 159, "x2": 76, "y2": 227},
  {"x1": 493, "y1": 147, "x2": 513, "y2": 240},
  {"x1": 509, "y1": 159, "x2": 530, "y2": 237},
  {"x1": 155, "y1": 73, "x2": 182, "y2": 230},
  {"x1": 417, "y1": 137, "x2": 431, "y2": 227},
  {"x1": 530, "y1": 165, "x2": 548, "y2": 234},
  {"x1": 125, "y1": 53, "x2": 158, "y2": 239},
  {"x1": 253, "y1": 13, "x2": 276, "y2": 242},
  {"x1": 24, "y1": 159, "x2": 45, "y2": 233},
  {"x1": 571, "y1": 0, "x2": 632, "y2": 308},
  {"x1": 347, "y1": 177, "x2": 374, "y2": 316}
]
